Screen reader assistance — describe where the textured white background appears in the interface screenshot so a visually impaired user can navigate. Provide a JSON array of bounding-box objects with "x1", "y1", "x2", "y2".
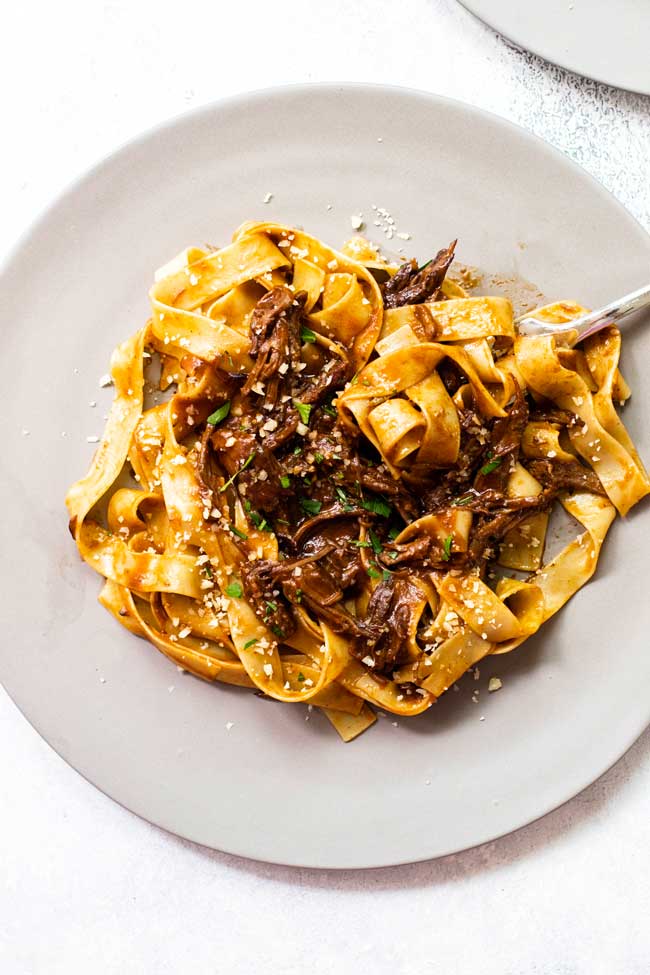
[{"x1": 2, "y1": 1, "x2": 649, "y2": 972}]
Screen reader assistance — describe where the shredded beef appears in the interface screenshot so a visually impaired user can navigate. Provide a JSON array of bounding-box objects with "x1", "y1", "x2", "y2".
[
  {"x1": 239, "y1": 560, "x2": 297, "y2": 638},
  {"x1": 467, "y1": 510, "x2": 535, "y2": 565},
  {"x1": 381, "y1": 241, "x2": 457, "y2": 309},
  {"x1": 351, "y1": 574, "x2": 425, "y2": 672},
  {"x1": 473, "y1": 381, "x2": 528, "y2": 494},
  {"x1": 526, "y1": 459, "x2": 606, "y2": 497},
  {"x1": 241, "y1": 286, "x2": 306, "y2": 406}
]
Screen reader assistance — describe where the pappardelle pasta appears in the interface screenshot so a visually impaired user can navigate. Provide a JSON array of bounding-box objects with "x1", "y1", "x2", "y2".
[{"x1": 66, "y1": 222, "x2": 649, "y2": 741}]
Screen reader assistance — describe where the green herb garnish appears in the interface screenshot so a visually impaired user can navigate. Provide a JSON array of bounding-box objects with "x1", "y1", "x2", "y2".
[
  {"x1": 369, "y1": 529, "x2": 383, "y2": 555},
  {"x1": 334, "y1": 486, "x2": 354, "y2": 511},
  {"x1": 206, "y1": 401, "x2": 230, "y2": 426},
  {"x1": 294, "y1": 401, "x2": 312, "y2": 425},
  {"x1": 219, "y1": 451, "x2": 256, "y2": 493},
  {"x1": 350, "y1": 539, "x2": 372, "y2": 548},
  {"x1": 297, "y1": 672, "x2": 306, "y2": 682},
  {"x1": 323, "y1": 403, "x2": 337, "y2": 417},
  {"x1": 367, "y1": 565, "x2": 382, "y2": 580},
  {"x1": 313, "y1": 451, "x2": 324, "y2": 464},
  {"x1": 300, "y1": 498, "x2": 322, "y2": 515},
  {"x1": 388, "y1": 525, "x2": 401, "y2": 541},
  {"x1": 295, "y1": 589, "x2": 303, "y2": 603},
  {"x1": 452, "y1": 495, "x2": 474, "y2": 507},
  {"x1": 243, "y1": 638, "x2": 258, "y2": 650},
  {"x1": 203, "y1": 564, "x2": 213, "y2": 578},
  {"x1": 293, "y1": 445, "x2": 303, "y2": 455},
  {"x1": 271, "y1": 625, "x2": 285, "y2": 639},
  {"x1": 249, "y1": 510, "x2": 269, "y2": 531},
  {"x1": 300, "y1": 326, "x2": 317, "y2": 344},
  {"x1": 479, "y1": 456, "x2": 503, "y2": 476},
  {"x1": 417, "y1": 259, "x2": 432, "y2": 272},
  {"x1": 229, "y1": 524, "x2": 248, "y2": 540},
  {"x1": 279, "y1": 474, "x2": 291, "y2": 489},
  {"x1": 360, "y1": 497, "x2": 392, "y2": 517},
  {"x1": 225, "y1": 582, "x2": 243, "y2": 598},
  {"x1": 382, "y1": 569, "x2": 392, "y2": 581},
  {"x1": 442, "y1": 535, "x2": 453, "y2": 561},
  {"x1": 263, "y1": 600, "x2": 278, "y2": 622}
]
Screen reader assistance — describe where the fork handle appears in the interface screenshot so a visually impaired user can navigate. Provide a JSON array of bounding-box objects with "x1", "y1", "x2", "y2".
[
  {"x1": 572, "y1": 283, "x2": 650, "y2": 343},
  {"x1": 517, "y1": 282, "x2": 650, "y2": 343}
]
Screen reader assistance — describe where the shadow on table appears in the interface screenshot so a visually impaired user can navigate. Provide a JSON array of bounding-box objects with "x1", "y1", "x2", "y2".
[{"x1": 457, "y1": 0, "x2": 650, "y2": 109}]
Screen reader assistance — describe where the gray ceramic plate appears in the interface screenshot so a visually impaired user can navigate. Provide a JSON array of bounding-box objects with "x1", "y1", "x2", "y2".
[
  {"x1": 460, "y1": 0, "x2": 650, "y2": 95},
  {"x1": 1, "y1": 85, "x2": 649, "y2": 869}
]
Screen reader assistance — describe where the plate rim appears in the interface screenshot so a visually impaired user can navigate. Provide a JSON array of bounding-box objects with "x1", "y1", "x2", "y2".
[
  {"x1": 458, "y1": 0, "x2": 650, "y2": 96},
  {"x1": 2, "y1": 81, "x2": 650, "y2": 869}
]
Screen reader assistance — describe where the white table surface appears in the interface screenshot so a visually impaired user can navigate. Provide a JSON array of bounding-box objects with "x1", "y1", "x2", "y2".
[{"x1": 2, "y1": 2, "x2": 649, "y2": 972}]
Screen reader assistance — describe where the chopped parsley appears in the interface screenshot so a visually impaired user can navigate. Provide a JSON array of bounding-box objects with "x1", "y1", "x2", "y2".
[
  {"x1": 225, "y1": 582, "x2": 243, "y2": 598},
  {"x1": 294, "y1": 401, "x2": 312, "y2": 425},
  {"x1": 206, "y1": 401, "x2": 230, "y2": 426},
  {"x1": 243, "y1": 638, "x2": 258, "y2": 650},
  {"x1": 350, "y1": 539, "x2": 372, "y2": 548},
  {"x1": 334, "y1": 486, "x2": 354, "y2": 511},
  {"x1": 300, "y1": 326, "x2": 317, "y2": 344},
  {"x1": 323, "y1": 403, "x2": 337, "y2": 417},
  {"x1": 300, "y1": 497, "x2": 322, "y2": 515},
  {"x1": 294, "y1": 589, "x2": 303, "y2": 603},
  {"x1": 360, "y1": 497, "x2": 392, "y2": 517},
  {"x1": 369, "y1": 529, "x2": 383, "y2": 555},
  {"x1": 249, "y1": 510, "x2": 270, "y2": 531},
  {"x1": 452, "y1": 495, "x2": 474, "y2": 507},
  {"x1": 263, "y1": 600, "x2": 278, "y2": 622},
  {"x1": 382, "y1": 569, "x2": 392, "y2": 581},
  {"x1": 297, "y1": 672, "x2": 306, "y2": 682},
  {"x1": 479, "y1": 456, "x2": 503, "y2": 476},
  {"x1": 418, "y1": 258, "x2": 432, "y2": 272},
  {"x1": 203, "y1": 563, "x2": 213, "y2": 578},
  {"x1": 293, "y1": 445, "x2": 303, "y2": 455},
  {"x1": 313, "y1": 451, "x2": 324, "y2": 464},
  {"x1": 271, "y1": 625, "x2": 285, "y2": 638},
  {"x1": 442, "y1": 535, "x2": 453, "y2": 561},
  {"x1": 279, "y1": 474, "x2": 291, "y2": 489},
  {"x1": 388, "y1": 525, "x2": 401, "y2": 541},
  {"x1": 367, "y1": 565, "x2": 382, "y2": 580},
  {"x1": 229, "y1": 524, "x2": 248, "y2": 540},
  {"x1": 219, "y1": 450, "x2": 256, "y2": 493}
]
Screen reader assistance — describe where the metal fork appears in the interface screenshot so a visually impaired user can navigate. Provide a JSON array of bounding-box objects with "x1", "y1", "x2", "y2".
[{"x1": 516, "y1": 283, "x2": 650, "y2": 346}]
